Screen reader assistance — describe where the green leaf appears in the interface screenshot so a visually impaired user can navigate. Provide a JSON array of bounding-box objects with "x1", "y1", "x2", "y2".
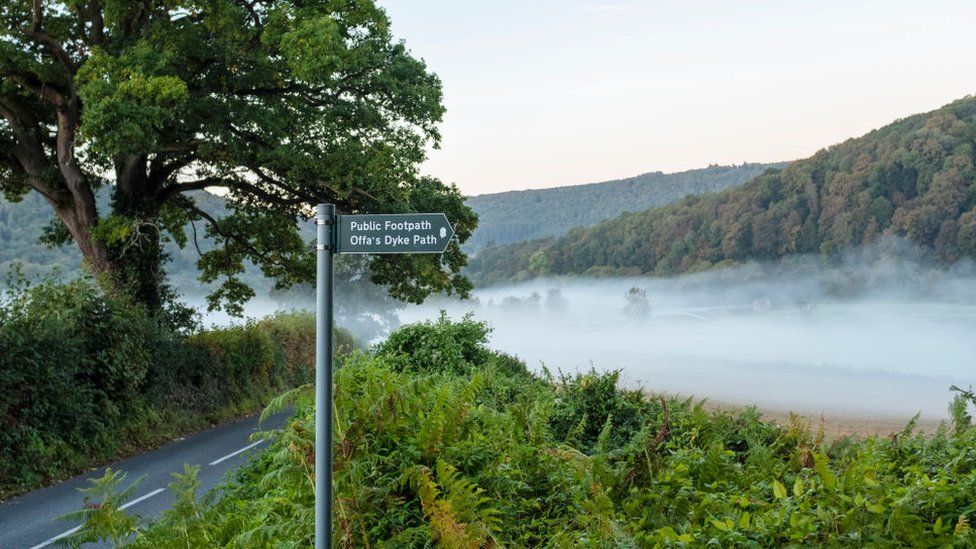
[
  {"x1": 773, "y1": 479, "x2": 787, "y2": 500},
  {"x1": 814, "y1": 453, "x2": 837, "y2": 491},
  {"x1": 711, "y1": 518, "x2": 732, "y2": 532}
]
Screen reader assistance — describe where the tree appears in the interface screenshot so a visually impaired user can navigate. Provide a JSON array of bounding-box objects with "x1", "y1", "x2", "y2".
[
  {"x1": 622, "y1": 286, "x2": 651, "y2": 321},
  {"x1": 544, "y1": 287, "x2": 566, "y2": 314},
  {"x1": 0, "y1": 1, "x2": 476, "y2": 316}
]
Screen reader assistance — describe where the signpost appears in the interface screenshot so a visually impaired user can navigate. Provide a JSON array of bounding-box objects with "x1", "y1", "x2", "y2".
[
  {"x1": 314, "y1": 205, "x2": 454, "y2": 549},
  {"x1": 336, "y1": 213, "x2": 455, "y2": 254}
]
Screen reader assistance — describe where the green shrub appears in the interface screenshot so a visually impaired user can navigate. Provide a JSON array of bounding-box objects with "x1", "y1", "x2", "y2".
[
  {"x1": 0, "y1": 278, "x2": 166, "y2": 490},
  {"x1": 373, "y1": 312, "x2": 491, "y2": 375},
  {"x1": 547, "y1": 368, "x2": 648, "y2": 453},
  {"x1": 948, "y1": 385, "x2": 975, "y2": 436}
]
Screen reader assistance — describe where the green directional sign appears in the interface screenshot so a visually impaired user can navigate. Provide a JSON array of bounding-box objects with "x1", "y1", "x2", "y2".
[{"x1": 336, "y1": 213, "x2": 455, "y2": 254}]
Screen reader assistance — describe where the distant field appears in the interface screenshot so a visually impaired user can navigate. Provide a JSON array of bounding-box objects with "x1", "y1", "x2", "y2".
[{"x1": 701, "y1": 398, "x2": 945, "y2": 440}]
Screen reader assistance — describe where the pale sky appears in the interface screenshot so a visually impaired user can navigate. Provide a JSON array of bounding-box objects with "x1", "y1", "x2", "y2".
[{"x1": 378, "y1": 0, "x2": 976, "y2": 196}]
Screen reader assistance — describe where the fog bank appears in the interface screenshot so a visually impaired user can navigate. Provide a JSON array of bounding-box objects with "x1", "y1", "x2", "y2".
[
  {"x1": 402, "y1": 252, "x2": 976, "y2": 419},
  {"x1": 191, "y1": 244, "x2": 976, "y2": 420}
]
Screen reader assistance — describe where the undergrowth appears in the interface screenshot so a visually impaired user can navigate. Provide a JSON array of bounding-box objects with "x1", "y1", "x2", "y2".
[{"x1": 67, "y1": 315, "x2": 976, "y2": 547}]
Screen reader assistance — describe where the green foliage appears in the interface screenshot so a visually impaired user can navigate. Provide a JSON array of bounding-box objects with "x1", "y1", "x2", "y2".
[
  {"x1": 401, "y1": 460, "x2": 499, "y2": 547},
  {"x1": 547, "y1": 368, "x2": 647, "y2": 453},
  {"x1": 0, "y1": 276, "x2": 161, "y2": 494},
  {"x1": 59, "y1": 469, "x2": 143, "y2": 548},
  {"x1": 0, "y1": 277, "x2": 340, "y2": 498},
  {"x1": 948, "y1": 385, "x2": 975, "y2": 436},
  {"x1": 77, "y1": 45, "x2": 191, "y2": 157},
  {"x1": 469, "y1": 97, "x2": 976, "y2": 284},
  {"x1": 60, "y1": 466, "x2": 216, "y2": 549},
  {"x1": 0, "y1": 0, "x2": 476, "y2": 314},
  {"x1": 77, "y1": 317, "x2": 976, "y2": 547},
  {"x1": 622, "y1": 286, "x2": 652, "y2": 321},
  {"x1": 467, "y1": 237, "x2": 557, "y2": 287},
  {"x1": 372, "y1": 312, "x2": 492, "y2": 375}
]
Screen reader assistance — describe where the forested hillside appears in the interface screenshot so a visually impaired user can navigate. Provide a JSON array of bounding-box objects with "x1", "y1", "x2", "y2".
[
  {"x1": 468, "y1": 96, "x2": 976, "y2": 285},
  {"x1": 0, "y1": 194, "x2": 80, "y2": 278},
  {"x1": 466, "y1": 163, "x2": 784, "y2": 250}
]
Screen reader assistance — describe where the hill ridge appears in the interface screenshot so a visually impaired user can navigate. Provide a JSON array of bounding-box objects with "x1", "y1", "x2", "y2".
[{"x1": 465, "y1": 162, "x2": 786, "y2": 250}]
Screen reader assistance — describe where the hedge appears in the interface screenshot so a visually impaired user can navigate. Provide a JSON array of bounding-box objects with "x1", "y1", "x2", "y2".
[{"x1": 0, "y1": 277, "x2": 351, "y2": 498}]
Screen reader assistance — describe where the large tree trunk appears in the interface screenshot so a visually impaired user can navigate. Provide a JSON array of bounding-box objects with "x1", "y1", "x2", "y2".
[
  {"x1": 109, "y1": 155, "x2": 167, "y2": 312},
  {"x1": 47, "y1": 154, "x2": 168, "y2": 314},
  {"x1": 2, "y1": 7, "x2": 172, "y2": 315},
  {"x1": 1, "y1": 94, "x2": 114, "y2": 283},
  {"x1": 53, "y1": 201, "x2": 112, "y2": 275},
  {"x1": 50, "y1": 100, "x2": 167, "y2": 311}
]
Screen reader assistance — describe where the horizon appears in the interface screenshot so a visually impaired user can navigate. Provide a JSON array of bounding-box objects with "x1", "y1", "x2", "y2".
[
  {"x1": 379, "y1": 0, "x2": 976, "y2": 195},
  {"x1": 464, "y1": 160, "x2": 786, "y2": 198}
]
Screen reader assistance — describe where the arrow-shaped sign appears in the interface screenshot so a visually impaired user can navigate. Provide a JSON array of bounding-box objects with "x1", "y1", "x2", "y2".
[{"x1": 335, "y1": 213, "x2": 455, "y2": 254}]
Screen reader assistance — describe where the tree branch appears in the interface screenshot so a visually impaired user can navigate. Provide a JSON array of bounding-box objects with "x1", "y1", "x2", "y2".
[
  {"x1": 86, "y1": 1, "x2": 105, "y2": 45},
  {"x1": 158, "y1": 177, "x2": 220, "y2": 200},
  {"x1": 158, "y1": 175, "x2": 307, "y2": 206},
  {"x1": 246, "y1": 164, "x2": 318, "y2": 202},
  {"x1": 189, "y1": 218, "x2": 204, "y2": 257},
  {"x1": 148, "y1": 152, "x2": 195, "y2": 188},
  {"x1": 237, "y1": 0, "x2": 262, "y2": 26},
  {"x1": 3, "y1": 71, "x2": 68, "y2": 107},
  {"x1": 0, "y1": 137, "x2": 59, "y2": 203},
  {"x1": 28, "y1": 0, "x2": 79, "y2": 75},
  {"x1": 221, "y1": 177, "x2": 309, "y2": 206},
  {"x1": 0, "y1": 96, "x2": 64, "y2": 202},
  {"x1": 232, "y1": 83, "x2": 306, "y2": 96},
  {"x1": 186, "y1": 202, "x2": 276, "y2": 267}
]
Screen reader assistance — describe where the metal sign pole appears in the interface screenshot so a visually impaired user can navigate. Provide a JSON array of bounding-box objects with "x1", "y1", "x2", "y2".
[
  {"x1": 314, "y1": 203, "x2": 335, "y2": 549},
  {"x1": 314, "y1": 205, "x2": 451, "y2": 548}
]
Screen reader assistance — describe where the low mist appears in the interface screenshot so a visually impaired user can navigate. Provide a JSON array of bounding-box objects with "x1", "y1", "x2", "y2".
[
  {"x1": 198, "y1": 242, "x2": 976, "y2": 420},
  {"x1": 402, "y1": 247, "x2": 976, "y2": 420}
]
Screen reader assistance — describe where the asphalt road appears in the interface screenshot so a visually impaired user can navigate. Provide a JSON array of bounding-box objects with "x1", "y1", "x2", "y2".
[{"x1": 0, "y1": 411, "x2": 287, "y2": 548}]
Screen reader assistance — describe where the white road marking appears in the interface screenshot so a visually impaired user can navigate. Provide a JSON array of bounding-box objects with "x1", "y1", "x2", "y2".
[
  {"x1": 29, "y1": 488, "x2": 166, "y2": 549},
  {"x1": 120, "y1": 488, "x2": 166, "y2": 510},
  {"x1": 27, "y1": 431, "x2": 268, "y2": 548},
  {"x1": 209, "y1": 439, "x2": 265, "y2": 466},
  {"x1": 28, "y1": 526, "x2": 80, "y2": 549}
]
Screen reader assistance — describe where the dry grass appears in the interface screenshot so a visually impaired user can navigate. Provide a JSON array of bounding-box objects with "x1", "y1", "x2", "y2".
[{"x1": 697, "y1": 398, "x2": 945, "y2": 440}]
